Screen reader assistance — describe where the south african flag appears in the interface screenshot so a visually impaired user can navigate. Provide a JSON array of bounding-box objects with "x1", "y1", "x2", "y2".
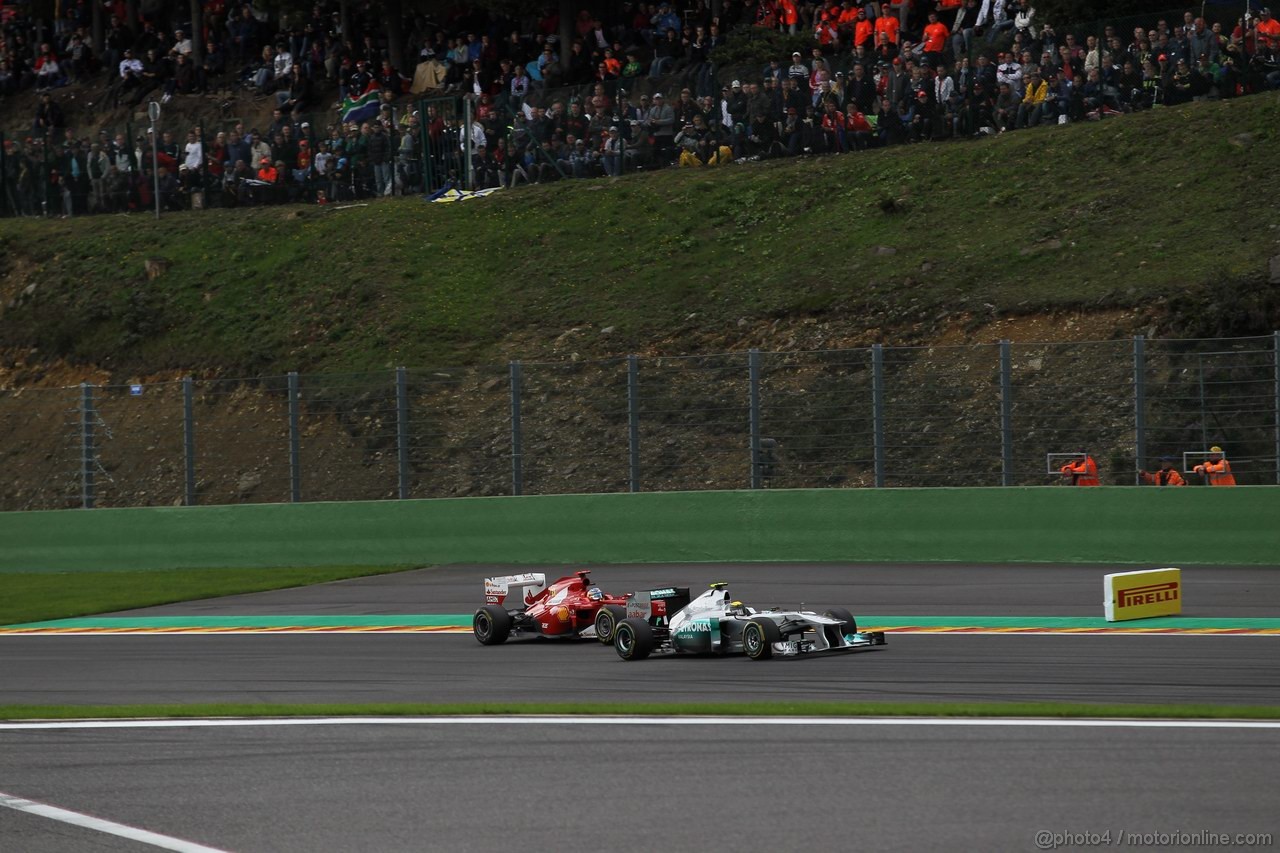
[{"x1": 340, "y1": 85, "x2": 381, "y2": 124}]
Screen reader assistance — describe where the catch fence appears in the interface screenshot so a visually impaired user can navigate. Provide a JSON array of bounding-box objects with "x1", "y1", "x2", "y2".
[{"x1": 2, "y1": 333, "x2": 1277, "y2": 511}]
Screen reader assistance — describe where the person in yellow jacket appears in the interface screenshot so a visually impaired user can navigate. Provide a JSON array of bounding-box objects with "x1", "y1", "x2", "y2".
[
  {"x1": 1016, "y1": 70, "x2": 1048, "y2": 128},
  {"x1": 1059, "y1": 451, "x2": 1100, "y2": 485},
  {"x1": 1193, "y1": 445, "x2": 1236, "y2": 486}
]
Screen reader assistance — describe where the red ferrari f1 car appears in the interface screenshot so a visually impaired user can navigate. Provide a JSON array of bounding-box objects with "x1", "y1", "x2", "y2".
[{"x1": 473, "y1": 570, "x2": 635, "y2": 645}]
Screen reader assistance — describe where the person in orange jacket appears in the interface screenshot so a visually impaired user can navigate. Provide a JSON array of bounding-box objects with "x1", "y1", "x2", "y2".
[
  {"x1": 1059, "y1": 451, "x2": 1100, "y2": 485},
  {"x1": 256, "y1": 156, "x2": 278, "y2": 182},
  {"x1": 1140, "y1": 456, "x2": 1185, "y2": 486},
  {"x1": 922, "y1": 12, "x2": 951, "y2": 65},
  {"x1": 1193, "y1": 445, "x2": 1237, "y2": 486},
  {"x1": 853, "y1": 11, "x2": 874, "y2": 50},
  {"x1": 875, "y1": 3, "x2": 900, "y2": 43},
  {"x1": 1256, "y1": 8, "x2": 1280, "y2": 51},
  {"x1": 778, "y1": 0, "x2": 799, "y2": 34}
]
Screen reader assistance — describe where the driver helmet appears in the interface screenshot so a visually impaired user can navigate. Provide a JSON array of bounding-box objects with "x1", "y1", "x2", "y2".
[{"x1": 587, "y1": 587, "x2": 604, "y2": 601}]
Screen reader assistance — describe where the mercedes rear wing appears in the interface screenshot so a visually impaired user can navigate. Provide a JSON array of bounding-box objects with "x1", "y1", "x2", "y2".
[{"x1": 625, "y1": 586, "x2": 692, "y2": 625}]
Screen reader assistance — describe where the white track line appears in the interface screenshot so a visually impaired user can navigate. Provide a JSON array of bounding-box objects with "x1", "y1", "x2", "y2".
[
  {"x1": 2, "y1": 625, "x2": 1269, "y2": 630},
  {"x1": 0, "y1": 791, "x2": 231, "y2": 852},
  {"x1": 1, "y1": 716, "x2": 1278, "y2": 731}
]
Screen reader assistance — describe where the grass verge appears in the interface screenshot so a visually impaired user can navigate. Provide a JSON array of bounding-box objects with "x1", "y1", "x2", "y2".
[
  {"x1": 2, "y1": 702, "x2": 1277, "y2": 721},
  {"x1": 1, "y1": 94, "x2": 1277, "y2": 375},
  {"x1": 0, "y1": 564, "x2": 417, "y2": 626}
]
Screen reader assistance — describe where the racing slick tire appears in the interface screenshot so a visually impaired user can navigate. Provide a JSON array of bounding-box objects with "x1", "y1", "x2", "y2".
[
  {"x1": 594, "y1": 605, "x2": 627, "y2": 644},
  {"x1": 614, "y1": 618, "x2": 654, "y2": 661},
  {"x1": 473, "y1": 605, "x2": 513, "y2": 645},
  {"x1": 743, "y1": 617, "x2": 782, "y2": 661},
  {"x1": 822, "y1": 608, "x2": 857, "y2": 646}
]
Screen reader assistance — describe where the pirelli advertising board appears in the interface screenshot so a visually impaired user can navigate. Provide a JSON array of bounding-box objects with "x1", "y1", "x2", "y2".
[{"x1": 1104, "y1": 568, "x2": 1182, "y2": 622}]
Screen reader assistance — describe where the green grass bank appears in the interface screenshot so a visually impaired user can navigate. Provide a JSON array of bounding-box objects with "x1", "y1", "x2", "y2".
[
  {"x1": 1, "y1": 94, "x2": 1277, "y2": 376},
  {"x1": 0, "y1": 565, "x2": 416, "y2": 625}
]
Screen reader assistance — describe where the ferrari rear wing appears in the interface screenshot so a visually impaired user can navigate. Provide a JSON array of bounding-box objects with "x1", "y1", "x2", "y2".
[{"x1": 484, "y1": 573, "x2": 547, "y2": 607}]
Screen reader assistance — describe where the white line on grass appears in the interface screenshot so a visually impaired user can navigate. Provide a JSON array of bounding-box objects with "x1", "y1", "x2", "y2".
[
  {"x1": 0, "y1": 791, "x2": 231, "y2": 852},
  {"x1": 1, "y1": 716, "x2": 1278, "y2": 731}
]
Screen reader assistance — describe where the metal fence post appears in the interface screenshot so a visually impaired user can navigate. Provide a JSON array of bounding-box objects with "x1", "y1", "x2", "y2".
[
  {"x1": 627, "y1": 355, "x2": 641, "y2": 493},
  {"x1": 182, "y1": 377, "x2": 196, "y2": 506},
  {"x1": 396, "y1": 367, "x2": 410, "y2": 499},
  {"x1": 419, "y1": 99, "x2": 433, "y2": 193},
  {"x1": 0, "y1": 130, "x2": 8, "y2": 217},
  {"x1": 748, "y1": 348, "x2": 761, "y2": 490},
  {"x1": 1196, "y1": 352, "x2": 1208, "y2": 453},
  {"x1": 872, "y1": 344, "x2": 885, "y2": 488},
  {"x1": 1274, "y1": 331, "x2": 1280, "y2": 484},
  {"x1": 287, "y1": 371, "x2": 301, "y2": 502},
  {"x1": 149, "y1": 100, "x2": 161, "y2": 220},
  {"x1": 463, "y1": 96, "x2": 474, "y2": 191},
  {"x1": 1134, "y1": 335, "x2": 1146, "y2": 486},
  {"x1": 510, "y1": 361, "x2": 523, "y2": 496},
  {"x1": 1000, "y1": 340, "x2": 1013, "y2": 487},
  {"x1": 40, "y1": 135, "x2": 51, "y2": 216},
  {"x1": 80, "y1": 383, "x2": 96, "y2": 509}
]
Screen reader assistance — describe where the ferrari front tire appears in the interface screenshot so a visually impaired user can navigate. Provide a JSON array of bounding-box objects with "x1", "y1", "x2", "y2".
[
  {"x1": 473, "y1": 605, "x2": 512, "y2": 645},
  {"x1": 614, "y1": 618, "x2": 654, "y2": 661},
  {"x1": 743, "y1": 618, "x2": 781, "y2": 660},
  {"x1": 594, "y1": 605, "x2": 627, "y2": 644}
]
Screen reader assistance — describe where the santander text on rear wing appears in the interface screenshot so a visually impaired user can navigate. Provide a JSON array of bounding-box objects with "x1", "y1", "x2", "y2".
[{"x1": 484, "y1": 573, "x2": 547, "y2": 607}]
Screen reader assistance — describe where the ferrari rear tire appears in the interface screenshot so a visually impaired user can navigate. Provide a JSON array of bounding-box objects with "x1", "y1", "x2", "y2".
[
  {"x1": 594, "y1": 605, "x2": 627, "y2": 644},
  {"x1": 614, "y1": 618, "x2": 654, "y2": 661},
  {"x1": 743, "y1": 618, "x2": 781, "y2": 660},
  {"x1": 822, "y1": 608, "x2": 857, "y2": 646},
  {"x1": 473, "y1": 605, "x2": 512, "y2": 645}
]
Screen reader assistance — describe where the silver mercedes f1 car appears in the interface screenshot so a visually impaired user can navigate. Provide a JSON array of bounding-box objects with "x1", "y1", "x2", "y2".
[{"x1": 612, "y1": 582, "x2": 886, "y2": 661}]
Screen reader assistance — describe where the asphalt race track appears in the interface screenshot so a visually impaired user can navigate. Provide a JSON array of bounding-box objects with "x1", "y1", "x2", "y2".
[
  {"x1": 2, "y1": 563, "x2": 1278, "y2": 706},
  {"x1": 2, "y1": 720, "x2": 1278, "y2": 853},
  {"x1": 94, "y1": 562, "x2": 1280, "y2": 618},
  {"x1": 3, "y1": 563, "x2": 1279, "y2": 852}
]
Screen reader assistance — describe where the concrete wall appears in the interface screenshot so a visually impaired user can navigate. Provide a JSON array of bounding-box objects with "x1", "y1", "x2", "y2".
[{"x1": 3, "y1": 487, "x2": 1276, "y2": 572}]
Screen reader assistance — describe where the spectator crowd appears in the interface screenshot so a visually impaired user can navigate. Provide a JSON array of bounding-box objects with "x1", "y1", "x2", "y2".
[{"x1": 3, "y1": 0, "x2": 1279, "y2": 214}]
